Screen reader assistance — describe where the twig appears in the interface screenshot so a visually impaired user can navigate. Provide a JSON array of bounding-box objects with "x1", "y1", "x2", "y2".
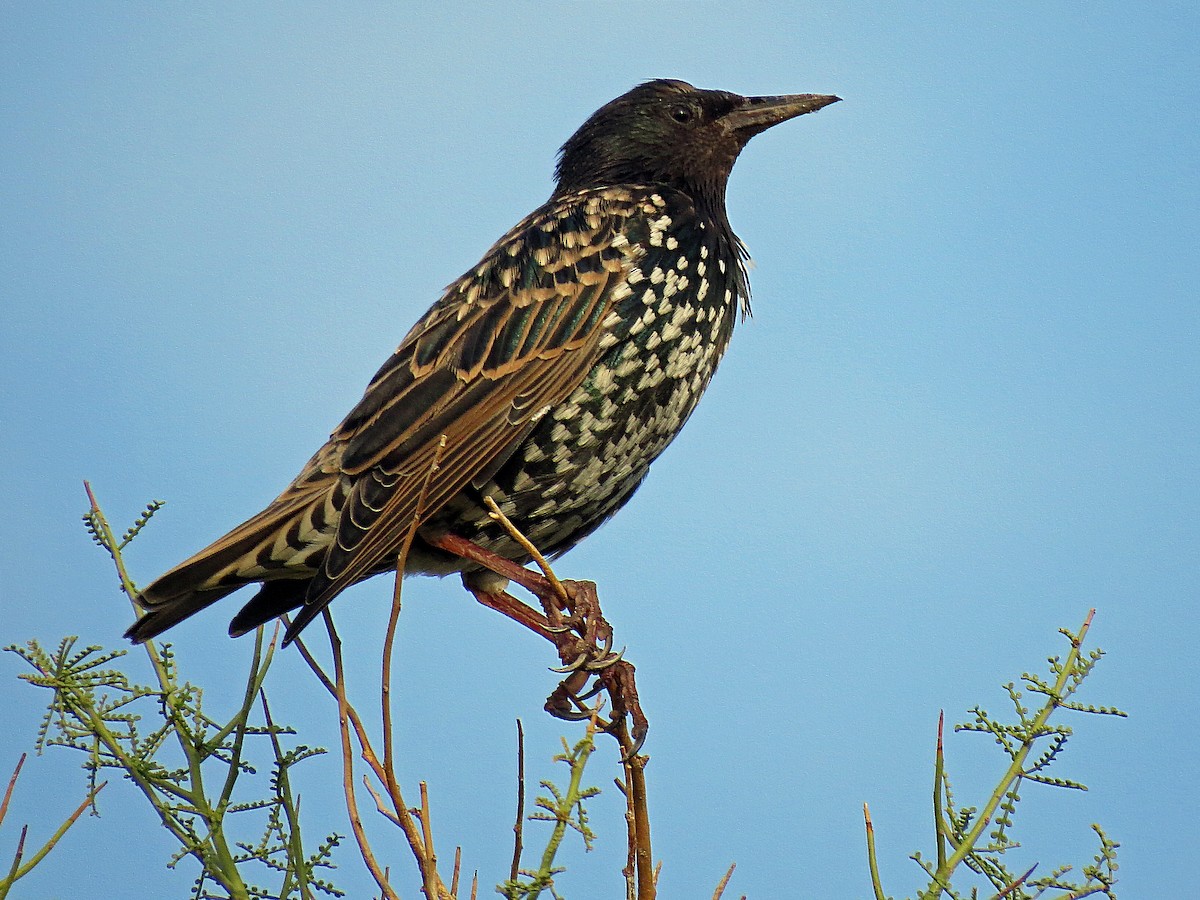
[
  {"x1": 291, "y1": 619, "x2": 447, "y2": 893},
  {"x1": 419, "y1": 780, "x2": 439, "y2": 892},
  {"x1": 933, "y1": 611, "x2": 1098, "y2": 885},
  {"x1": 2, "y1": 825, "x2": 27, "y2": 894},
  {"x1": 996, "y1": 864, "x2": 1037, "y2": 898},
  {"x1": 510, "y1": 720, "x2": 526, "y2": 883},
  {"x1": 934, "y1": 709, "x2": 947, "y2": 882},
  {"x1": 1, "y1": 781, "x2": 107, "y2": 891},
  {"x1": 83, "y1": 480, "x2": 139, "y2": 601},
  {"x1": 483, "y1": 496, "x2": 570, "y2": 609},
  {"x1": 864, "y1": 803, "x2": 885, "y2": 900},
  {"x1": 383, "y1": 436, "x2": 447, "y2": 805},
  {"x1": 0, "y1": 756, "x2": 25, "y2": 829},
  {"x1": 711, "y1": 862, "x2": 736, "y2": 900},
  {"x1": 361, "y1": 775, "x2": 403, "y2": 828},
  {"x1": 323, "y1": 610, "x2": 399, "y2": 900},
  {"x1": 618, "y1": 772, "x2": 636, "y2": 900},
  {"x1": 78, "y1": 485, "x2": 256, "y2": 895},
  {"x1": 613, "y1": 719, "x2": 654, "y2": 900},
  {"x1": 294, "y1": 622, "x2": 447, "y2": 897}
]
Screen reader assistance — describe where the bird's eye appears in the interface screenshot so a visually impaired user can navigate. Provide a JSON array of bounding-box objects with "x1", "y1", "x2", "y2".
[{"x1": 669, "y1": 105, "x2": 694, "y2": 124}]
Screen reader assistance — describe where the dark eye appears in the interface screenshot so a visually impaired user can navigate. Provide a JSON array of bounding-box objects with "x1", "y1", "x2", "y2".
[{"x1": 669, "y1": 104, "x2": 694, "y2": 124}]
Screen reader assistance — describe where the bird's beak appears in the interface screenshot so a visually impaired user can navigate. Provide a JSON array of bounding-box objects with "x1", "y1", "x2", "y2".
[{"x1": 724, "y1": 93, "x2": 841, "y2": 138}]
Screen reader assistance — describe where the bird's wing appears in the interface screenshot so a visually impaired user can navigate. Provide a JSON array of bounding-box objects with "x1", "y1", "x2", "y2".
[{"x1": 287, "y1": 191, "x2": 648, "y2": 634}]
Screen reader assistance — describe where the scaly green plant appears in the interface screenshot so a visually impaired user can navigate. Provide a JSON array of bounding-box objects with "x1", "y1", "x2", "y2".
[
  {"x1": 865, "y1": 610, "x2": 1124, "y2": 900},
  {"x1": 5, "y1": 485, "x2": 342, "y2": 900},
  {"x1": 499, "y1": 720, "x2": 602, "y2": 900}
]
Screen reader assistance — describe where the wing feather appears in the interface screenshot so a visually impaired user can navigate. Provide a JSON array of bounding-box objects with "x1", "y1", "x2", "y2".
[{"x1": 289, "y1": 192, "x2": 643, "y2": 631}]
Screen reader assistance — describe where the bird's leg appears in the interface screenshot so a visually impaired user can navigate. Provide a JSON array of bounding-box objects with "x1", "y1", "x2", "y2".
[
  {"x1": 469, "y1": 583, "x2": 622, "y2": 729},
  {"x1": 466, "y1": 586, "x2": 555, "y2": 640},
  {"x1": 429, "y1": 532, "x2": 647, "y2": 745},
  {"x1": 430, "y1": 532, "x2": 559, "y2": 610},
  {"x1": 432, "y1": 533, "x2": 618, "y2": 659},
  {"x1": 464, "y1": 582, "x2": 596, "y2": 680}
]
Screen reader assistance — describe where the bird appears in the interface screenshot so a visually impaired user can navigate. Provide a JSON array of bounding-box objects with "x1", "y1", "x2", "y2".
[{"x1": 125, "y1": 79, "x2": 839, "y2": 647}]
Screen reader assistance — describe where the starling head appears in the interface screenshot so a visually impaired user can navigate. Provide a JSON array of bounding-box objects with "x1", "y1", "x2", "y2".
[{"x1": 554, "y1": 79, "x2": 839, "y2": 209}]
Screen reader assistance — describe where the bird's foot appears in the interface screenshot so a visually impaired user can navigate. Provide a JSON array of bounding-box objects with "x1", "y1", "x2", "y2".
[
  {"x1": 549, "y1": 580, "x2": 623, "y2": 671},
  {"x1": 541, "y1": 581, "x2": 645, "y2": 750},
  {"x1": 465, "y1": 578, "x2": 646, "y2": 749},
  {"x1": 438, "y1": 532, "x2": 648, "y2": 749},
  {"x1": 545, "y1": 657, "x2": 648, "y2": 753}
]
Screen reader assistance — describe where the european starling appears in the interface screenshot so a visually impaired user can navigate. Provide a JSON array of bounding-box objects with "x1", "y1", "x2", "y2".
[{"x1": 126, "y1": 79, "x2": 839, "y2": 646}]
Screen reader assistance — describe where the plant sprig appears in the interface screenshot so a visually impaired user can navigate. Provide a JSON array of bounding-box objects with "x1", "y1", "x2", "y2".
[
  {"x1": 866, "y1": 610, "x2": 1125, "y2": 900},
  {"x1": 6, "y1": 487, "x2": 342, "y2": 900}
]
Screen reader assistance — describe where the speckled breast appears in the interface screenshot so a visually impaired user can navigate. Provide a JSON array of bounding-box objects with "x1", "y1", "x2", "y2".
[{"x1": 443, "y1": 188, "x2": 746, "y2": 561}]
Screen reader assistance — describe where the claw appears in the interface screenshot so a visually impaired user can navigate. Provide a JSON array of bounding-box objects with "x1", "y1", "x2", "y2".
[
  {"x1": 544, "y1": 623, "x2": 575, "y2": 634},
  {"x1": 572, "y1": 680, "x2": 606, "y2": 702},
  {"x1": 552, "y1": 707, "x2": 597, "y2": 722},
  {"x1": 622, "y1": 729, "x2": 648, "y2": 761},
  {"x1": 595, "y1": 629, "x2": 614, "y2": 656},
  {"x1": 549, "y1": 652, "x2": 588, "y2": 674},
  {"x1": 586, "y1": 646, "x2": 626, "y2": 671}
]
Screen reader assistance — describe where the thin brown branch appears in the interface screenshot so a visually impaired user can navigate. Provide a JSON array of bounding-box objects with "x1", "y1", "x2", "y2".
[
  {"x1": 292, "y1": 625, "x2": 395, "y2": 782},
  {"x1": 0, "y1": 754, "x2": 26, "y2": 829},
  {"x1": 6, "y1": 824, "x2": 28, "y2": 884},
  {"x1": 483, "y1": 496, "x2": 569, "y2": 609},
  {"x1": 419, "y1": 780, "x2": 439, "y2": 894},
  {"x1": 712, "y1": 862, "x2": 736, "y2": 900},
  {"x1": 451, "y1": 846, "x2": 462, "y2": 898},
  {"x1": 996, "y1": 864, "x2": 1037, "y2": 898},
  {"x1": 611, "y1": 718, "x2": 654, "y2": 900},
  {"x1": 510, "y1": 719, "x2": 526, "y2": 883},
  {"x1": 324, "y1": 610, "x2": 400, "y2": 900},
  {"x1": 383, "y1": 435, "x2": 447, "y2": 806},
  {"x1": 361, "y1": 774, "x2": 403, "y2": 828},
  {"x1": 293, "y1": 623, "x2": 446, "y2": 897},
  {"x1": 620, "y1": 769, "x2": 636, "y2": 900}
]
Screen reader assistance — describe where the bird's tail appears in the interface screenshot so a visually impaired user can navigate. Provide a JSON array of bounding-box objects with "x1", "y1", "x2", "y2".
[
  {"x1": 124, "y1": 582, "x2": 243, "y2": 643},
  {"x1": 124, "y1": 488, "x2": 329, "y2": 644}
]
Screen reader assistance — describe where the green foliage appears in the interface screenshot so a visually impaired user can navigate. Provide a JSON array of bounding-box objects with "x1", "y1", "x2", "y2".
[
  {"x1": 499, "y1": 728, "x2": 601, "y2": 900},
  {"x1": 871, "y1": 613, "x2": 1125, "y2": 900},
  {"x1": 6, "y1": 489, "x2": 343, "y2": 900},
  {"x1": 80, "y1": 486, "x2": 162, "y2": 598}
]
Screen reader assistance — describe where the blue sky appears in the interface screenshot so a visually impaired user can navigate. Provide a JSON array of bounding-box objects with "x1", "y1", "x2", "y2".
[{"x1": 2, "y1": 4, "x2": 1196, "y2": 897}]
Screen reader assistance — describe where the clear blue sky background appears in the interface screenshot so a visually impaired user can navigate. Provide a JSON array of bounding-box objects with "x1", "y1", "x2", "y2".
[{"x1": 2, "y1": 5, "x2": 1196, "y2": 898}]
